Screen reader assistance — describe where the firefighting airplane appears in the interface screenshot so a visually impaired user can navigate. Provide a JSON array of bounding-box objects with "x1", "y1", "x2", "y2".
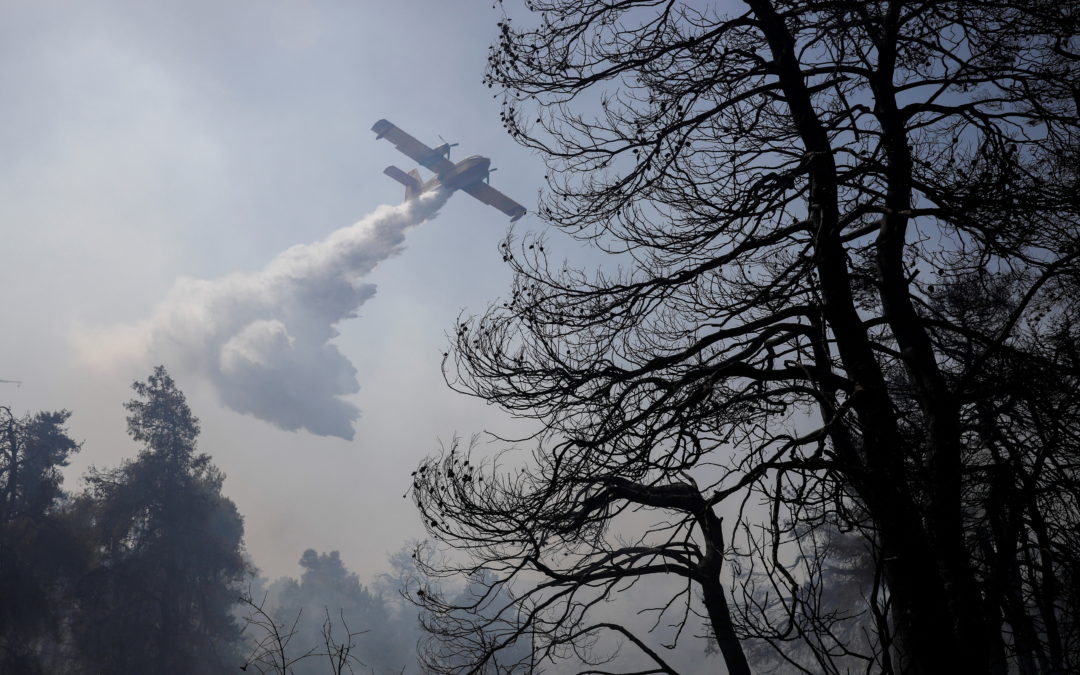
[{"x1": 371, "y1": 119, "x2": 526, "y2": 222}]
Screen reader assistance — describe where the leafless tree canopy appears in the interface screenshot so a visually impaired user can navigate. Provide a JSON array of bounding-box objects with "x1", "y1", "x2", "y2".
[{"x1": 412, "y1": 3, "x2": 1080, "y2": 674}]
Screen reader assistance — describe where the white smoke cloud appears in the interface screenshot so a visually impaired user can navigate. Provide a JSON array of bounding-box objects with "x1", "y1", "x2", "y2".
[{"x1": 75, "y1": 189, "x2": 452, "y2": 440}]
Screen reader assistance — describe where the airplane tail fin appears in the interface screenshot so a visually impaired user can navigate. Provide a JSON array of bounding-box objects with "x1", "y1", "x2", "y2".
[
  {"x1": 383, "y1": 165, "x2": 422, "y2": 200},
  {"x1": 407, "y1": 169, "x2": 422, "y2": 199}
]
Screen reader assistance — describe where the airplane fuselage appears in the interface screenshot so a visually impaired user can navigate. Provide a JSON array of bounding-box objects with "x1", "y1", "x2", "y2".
[{"x1": 432, "y1": 155, "x2": 491, "y2": 192}]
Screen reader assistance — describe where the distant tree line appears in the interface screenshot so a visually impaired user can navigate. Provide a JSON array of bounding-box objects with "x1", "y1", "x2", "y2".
[
  {"x1": 0, "y1": 367, "x2": 430, "y2": 674},
  {"x1": 241, "y1": 547, "x2": 427, "y2": 674}
]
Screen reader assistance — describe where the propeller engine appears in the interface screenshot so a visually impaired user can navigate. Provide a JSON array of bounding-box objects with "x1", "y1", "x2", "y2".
[{"x1": 436, "y1": 134, "x2": 460, "y2": 159}]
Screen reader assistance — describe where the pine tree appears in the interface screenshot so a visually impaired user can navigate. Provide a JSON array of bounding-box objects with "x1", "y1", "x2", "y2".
[{"x1": 73, "y1": 366, "x2": 248, "y2": 674}]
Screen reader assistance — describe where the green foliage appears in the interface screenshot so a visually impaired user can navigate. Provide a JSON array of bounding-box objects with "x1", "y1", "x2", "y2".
[
  {"x1": 70, "y1": 366, "x2": 248, "y2": 674},
  {"x1": 124, "y1": 365, "x2": 201, "y2": 461},
  {"x1": 0, "y1": 407, "x2": 84, "y2": 673}
]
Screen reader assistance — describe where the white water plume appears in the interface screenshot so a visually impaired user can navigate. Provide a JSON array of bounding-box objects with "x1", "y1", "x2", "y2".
[{"x1": 75, "y1": 189, "x2": 452, "y2": 439}]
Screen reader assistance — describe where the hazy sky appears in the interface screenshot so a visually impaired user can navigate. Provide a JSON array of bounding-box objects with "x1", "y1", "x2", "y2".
[{"x1": 1, "y1": 0, "x2": 547, "y2": 580}]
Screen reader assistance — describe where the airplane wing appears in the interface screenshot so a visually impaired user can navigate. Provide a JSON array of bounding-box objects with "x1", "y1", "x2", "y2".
[
  {"x1": 371, "y1": 119, "x2": 455, "y2": 175},
  {"x1": 463, "y1": 182, "x2": 527, "y2": 222}
]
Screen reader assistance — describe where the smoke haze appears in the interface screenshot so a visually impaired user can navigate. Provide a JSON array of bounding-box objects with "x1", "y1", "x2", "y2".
[{"x1": 75, "y1": 189, "x2": 452, "y2": 439}]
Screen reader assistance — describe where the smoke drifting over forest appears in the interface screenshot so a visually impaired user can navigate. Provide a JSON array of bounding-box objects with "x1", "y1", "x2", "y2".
[{"x1": 75, "y1": 189, "x2": 451, "y2": 439}]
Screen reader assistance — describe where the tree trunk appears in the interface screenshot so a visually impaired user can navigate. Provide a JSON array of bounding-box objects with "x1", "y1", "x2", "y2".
[{"x1": 701, "y1": 579, "x2": 751, "y2": 675}]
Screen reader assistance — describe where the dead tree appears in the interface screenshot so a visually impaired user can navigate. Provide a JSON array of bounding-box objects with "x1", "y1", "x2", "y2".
[
  {"x1": 239, "y1": 592, "x2": 368, "y2": 675},
  {"x1": 413, "y1": 2, "x2": 1080, "y2": 673}
]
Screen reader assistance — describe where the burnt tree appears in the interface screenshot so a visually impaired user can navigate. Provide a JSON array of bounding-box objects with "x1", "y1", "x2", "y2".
[{"x1": 413, "y1": 3, "x2": 1080, "y2": 674}]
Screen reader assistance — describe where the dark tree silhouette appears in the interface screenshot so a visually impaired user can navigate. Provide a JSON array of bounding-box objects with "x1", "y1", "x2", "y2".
[
  {"x1": 0, "y1": 407, "x2": 83, "y2": 673},
  {"x1": 72, "y1": 366, "x2": 248, "y2": 674},
  {"x1": 412, "y1": 2, "x2": 1080, "y2": 674}
]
